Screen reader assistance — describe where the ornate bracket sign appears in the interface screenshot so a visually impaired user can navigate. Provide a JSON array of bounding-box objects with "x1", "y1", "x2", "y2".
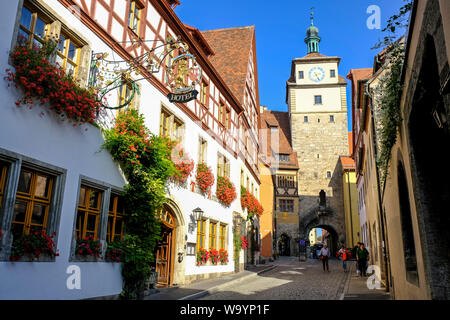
[
  {"x1": 166, "y1": 42, "x2": 201, "y2": 103},
  {"x1": 87, "y1": 36, "x2": 201, "y2": 110}
]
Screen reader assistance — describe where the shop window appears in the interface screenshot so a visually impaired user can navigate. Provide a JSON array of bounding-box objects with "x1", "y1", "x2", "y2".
[
  {"x1": 75, "y1": 185, "x2": 102, "y2": 240},
  {"x1": 106, "y1": 194, "x2": 125, "y2": 243},
  {"x1": 11, "y1": 168, "x2": 54, "y2": 239}
]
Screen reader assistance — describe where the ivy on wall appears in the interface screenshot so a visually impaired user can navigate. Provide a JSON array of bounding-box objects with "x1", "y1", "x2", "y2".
[{"x1": 103, "y1": 109, "x2": 178, "y2": 299}]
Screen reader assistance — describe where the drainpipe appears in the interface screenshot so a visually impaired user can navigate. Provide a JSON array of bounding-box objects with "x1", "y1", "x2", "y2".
[{"x1": 364, "y1": 81, "x2": 390, "y2": 292}]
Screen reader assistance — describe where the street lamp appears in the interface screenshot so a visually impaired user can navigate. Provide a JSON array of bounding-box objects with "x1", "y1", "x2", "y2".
[{"x1": 193, "y1": 207, "x2": 204, "y2": 222}]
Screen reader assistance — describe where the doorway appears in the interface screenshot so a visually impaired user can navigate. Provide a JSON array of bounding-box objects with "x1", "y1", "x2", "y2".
[
  {"x1": 155, "y1": 206, "x2": 177, "y2": 287},
  {"x1": 278, "y1": 234, "x2": 291, "y2": 256}
]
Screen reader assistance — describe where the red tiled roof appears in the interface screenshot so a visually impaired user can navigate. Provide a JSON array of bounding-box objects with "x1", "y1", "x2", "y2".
[
  {"x1": 348, "y1": 132, "x2": 353, "y2": 155},
  {"x1": 346, "y1": 68, "x2": 373, "y2": 93},
  {"x1": 341, "y1": 156, "x2": 355, "y2": 170},
  {"x1": 260, "y1": 110, "x2": 299, "y2": 170},
  {"x1": 201, "y1": 26, "x2": 255, "y2": 104}
]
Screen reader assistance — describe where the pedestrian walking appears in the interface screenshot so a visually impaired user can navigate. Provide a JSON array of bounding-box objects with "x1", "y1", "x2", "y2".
[
  {"x1": 338, "y1": 245, "x2": 349, "y2": 272},
  {"x1": 356, "y1": 243, "x2": 369, "y2": 277},
  {"x1": 353, "y1": 242, "x2": 361, "y2": 275},
  {"x1": 319, "y1": 244, "x2": 331, "y2": 272}
]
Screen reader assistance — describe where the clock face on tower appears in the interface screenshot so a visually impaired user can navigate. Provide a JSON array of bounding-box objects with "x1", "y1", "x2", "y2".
[{"x1": 309, "y1": 67, "x2": 325, "y2": 82}]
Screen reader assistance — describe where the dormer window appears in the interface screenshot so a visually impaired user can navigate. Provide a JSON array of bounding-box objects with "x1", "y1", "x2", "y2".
[{"x1": 276, "y1": 154, "x2": 290, "y2": 162}]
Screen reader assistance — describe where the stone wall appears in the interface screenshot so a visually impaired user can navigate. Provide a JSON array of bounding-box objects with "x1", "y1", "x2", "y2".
[{"x1": 290, "y1": 110, "x2": 349, "y2": 244}]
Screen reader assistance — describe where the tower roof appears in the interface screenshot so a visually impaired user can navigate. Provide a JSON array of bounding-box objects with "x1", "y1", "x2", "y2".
[{"x1": 304, "y1": 7, "x2": 321, "y2": 54}]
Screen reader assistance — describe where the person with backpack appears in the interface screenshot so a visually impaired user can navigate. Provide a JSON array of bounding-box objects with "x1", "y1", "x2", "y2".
[
  {"x1": 338, "y1": 245, "x2": 349, "y2": 272},
  {"x1": 356, "y1": 243, "x2": 370, "y2": 276}
]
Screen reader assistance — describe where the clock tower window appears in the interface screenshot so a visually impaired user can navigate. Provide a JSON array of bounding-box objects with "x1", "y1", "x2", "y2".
[
  {"x1": 330, "y1": 69, "x2": 336, "y2": 78},
  {"x1": 314, "y1": 95, "x2": 322, "y2": 105}
]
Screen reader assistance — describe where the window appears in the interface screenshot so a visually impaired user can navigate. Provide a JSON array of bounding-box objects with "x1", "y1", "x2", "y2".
[
  {"x1": 117, "y1": 81, "x2": 136, "y2": 112},
  {"x1": 277, "y1": 175, "x2": 295, "y2": 188},
  {"x1": 128, "y1": 1, "x2": 142, "y2": 35},
  {"x1": 0, "y1": 162, "x2": 8, "y2": 211},
  {"x1": 160, "y1": 107, "x2": 184, "y2": 142},
  {"x1": 17, "y1": 5, "x2": 49, "y2": 49},
  {"x1": 240, "y1": 169, "x2": 244, "y2": 187},
  {"x1": 209, "y1": 221, "x2": 217, "y2": 250},
  {"x1": 246, "y1": 177, "x2": 250, "y2": 190},
  {"x1": 197, "y1": 219, "x2": 206, "y2": 251},
  {"x1": 225, "y1": 108, "x2": 231, "y2": 129},
  {"x1": 76, "y1": 185, "x2": 102, "y2": 240},
  {"x1": 107, "y1": 194, "x2": 125, "y2": 243},
  {"x1": 318, "y1": 118, "x2": 321, "y2": 123},
  {"x1": 198, "y1": 137, "x2": 207, "y2": 164},
  {"x1": 314, "y1": 95, "x2": 322, "y2": 105},
  {"x1": 299, "y1": 71, "x2": 304, "y2": 79},
  {"x1": 56, "y1": 33, "x2": 81, "y2": 78},
  {"x1": 327, "y1": 171, "x2": 332, "y2": 179},
  {"x1": 219, "y1": 224, "x2": 226, "y2": 250},
  {"x1": 251, "y1": 183, "x2": 254, "y2": 195},
  {"x1": 11, "y1": 168, "x2": 54, "y2": 238},
  {"x1": 279, "y1": 199, "x2": 294, "y2": 212},
  {"x1": 276, "y1": 154, "x2": 290, "y2": 162},
  {"x1": 217, "y1": 153, "x2": 230, "y2": 178},
  {"x1": 304, "y1": 116, "x2": 309, "y2": 123},
  {"x1": 200, "y1": 80, "x2": 209, "y2": 106},
  {"x1": 330, "y1": 69, "x2": 336, "y2": 78},
  {"x1": 330, "y1": 115, "x2": 335, "y2": 122},
  {"x1": 218, "y1": 101, "x2": 226, "y2": 125}
]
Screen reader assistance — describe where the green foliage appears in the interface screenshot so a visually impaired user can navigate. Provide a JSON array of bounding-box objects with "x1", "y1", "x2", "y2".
[
  {"x1": 376, "y1": 43, "x2": 405, "y2": 183},
  {"x1": 102, "y1": 109, "x2": 177, "y2": 299},
  {"x1": 372, "y1": 2, "x2": 411, "y2": 183}
]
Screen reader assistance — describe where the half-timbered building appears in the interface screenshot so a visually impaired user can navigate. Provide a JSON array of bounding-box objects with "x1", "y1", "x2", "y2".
[{"x1": 0, "y1": 0, "x2": 260, "y2": 299}]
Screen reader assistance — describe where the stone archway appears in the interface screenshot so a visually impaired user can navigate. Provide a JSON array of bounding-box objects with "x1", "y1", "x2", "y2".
[{"x1": 299, "y1": 208, "x2": 346, "y2": 259}]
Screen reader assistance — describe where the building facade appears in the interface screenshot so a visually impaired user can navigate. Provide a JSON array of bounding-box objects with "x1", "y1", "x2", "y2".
[
  {"x1": 0, "y1": 0, "x2": 261, "y2": 299},
  {"x1": 260, "y1": 107, "x2": 299, "y2": 257},
  {"x1": 381, "y1": 0, "x2": 450, "y2": 299},
  {"x1": 286, "y1": 13, "x2": 348, "y2": 256}
]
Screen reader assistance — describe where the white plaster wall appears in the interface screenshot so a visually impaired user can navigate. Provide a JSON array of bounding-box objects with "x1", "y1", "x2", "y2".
[
  {"x1": 292, "y1": 86, "x2": 343, "y2": 113},
  {"x1": 295, "y1": 61, "x2": 339, "y2": 85},
  {"x1": 0, "y1": 0, "x2": 257, "y2": 299}
]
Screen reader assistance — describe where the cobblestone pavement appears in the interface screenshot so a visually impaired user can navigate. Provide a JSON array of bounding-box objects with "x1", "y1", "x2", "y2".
[{"x1": 200, "y1": 256, "x2": 350, "y2": 300}]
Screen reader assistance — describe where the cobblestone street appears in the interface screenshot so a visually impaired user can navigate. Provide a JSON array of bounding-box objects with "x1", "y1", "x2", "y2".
[{"x1": 200, "y1": 257, "x2": 350, "y2": 300}]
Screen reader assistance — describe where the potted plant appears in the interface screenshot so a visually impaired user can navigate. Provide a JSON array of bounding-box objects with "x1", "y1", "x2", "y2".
[
  {"x1": 216, "y1": 176, "x2": 237, "y2": 207},
  {"x1": 196, "y1": 248, "x2": 209, "y2": 266},
  {"x1": 240, "y1": 187, "x2": 263, "y2": 221},
  {"x1": 171, "y1": 144, "x2": 194, "y2": 186},
  {"x1": 75, "y1": 235, "x2": 102, "y2": 261},
  {"x1": 209, "y1": 249, "x2": 219, "y2": 265},
  {"x1": 195, "y1": 163, "x2": 214, "y2": 194},
  {"x1": 219, "y1": 249, "x2": 229, "y2": 265},
  {"x1": 9, "y1": 231, "x2": 59, "y2": 261}
]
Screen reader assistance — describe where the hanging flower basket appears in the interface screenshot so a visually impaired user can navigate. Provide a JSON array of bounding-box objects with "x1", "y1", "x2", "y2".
[
  {"x1": 9, "y1": 231, "x2": 59, "y2": 261},
  {"x1": 170, "y1": 144, "x2": 194, "y2": 185},
  {"x1": 195, "y1": 163, "x2": 214, "y2": 194},
  {"x1": 240, "y1": 187, "x2": 263, "y2": 220},
  {"x1": 216, "y1": 176, "x2": 237, "y2": 207},
  {"x1": 240, "y1": 236, "x2": 249, "y2": 249},
  {"x1": 6, "y1": 38, "x2": 102, "y2": 124}
]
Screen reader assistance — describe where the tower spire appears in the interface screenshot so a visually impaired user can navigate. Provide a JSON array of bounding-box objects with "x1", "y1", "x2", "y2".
[{"x1": 305, "y1": 7, "x2": 321, "y2": 54}]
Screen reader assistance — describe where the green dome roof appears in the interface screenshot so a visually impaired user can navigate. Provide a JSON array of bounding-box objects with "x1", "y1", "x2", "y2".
[{"x1": 307, "y1": 25, "x2": 319, "y2": 37}]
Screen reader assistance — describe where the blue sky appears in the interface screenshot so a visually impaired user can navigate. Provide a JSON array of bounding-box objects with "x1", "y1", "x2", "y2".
[{"x1": 175, "y1": 0, "x2": 409, "y2": 131}]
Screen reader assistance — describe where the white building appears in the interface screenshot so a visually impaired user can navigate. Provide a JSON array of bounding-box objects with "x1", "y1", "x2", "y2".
[{"x1": 0, "y1": 0, "x2": 261, "y2": 299}]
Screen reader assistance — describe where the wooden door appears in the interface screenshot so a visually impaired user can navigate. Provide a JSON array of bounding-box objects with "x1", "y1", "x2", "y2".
[{"x1": 156, "y1": 207, "x2": 177, "y2": 287}]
